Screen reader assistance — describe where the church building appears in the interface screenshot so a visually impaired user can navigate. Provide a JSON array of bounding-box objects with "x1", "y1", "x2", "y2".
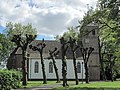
[{"x1": 7, "y1": 23, "x2": 100, "y2": 81}]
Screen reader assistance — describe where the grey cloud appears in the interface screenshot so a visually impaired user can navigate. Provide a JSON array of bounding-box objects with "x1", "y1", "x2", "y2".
[
  {"x1": 32, "y1": 11, "x2": 71, "y2": 35},
  {"x1": 66, "y1": 18, "x2": 81, "y2": 27},
  {"x1": 0, "y1": 0, "x2": 97, "y2": 37}
]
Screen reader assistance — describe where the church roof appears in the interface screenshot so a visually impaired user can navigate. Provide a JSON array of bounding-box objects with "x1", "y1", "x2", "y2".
[{"x1": 16, "y1": 40, "x2": 82, "y2": 59}]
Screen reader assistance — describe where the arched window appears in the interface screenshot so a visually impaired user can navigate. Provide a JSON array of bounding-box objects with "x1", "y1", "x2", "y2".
[
  {"x1": 34, "y1": 61, "x2": 39, "y2": 73},
  {"x1": 77, "y1": 62, "x2": 81, "y2": 73},
  {"x1": 49, "y1": 62, "x2": 53, "y2": 73}
]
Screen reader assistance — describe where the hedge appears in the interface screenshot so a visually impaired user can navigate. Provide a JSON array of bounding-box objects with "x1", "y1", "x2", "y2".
[{"x1": 0, "y1": 69, "x2": 22, "y2": 90}]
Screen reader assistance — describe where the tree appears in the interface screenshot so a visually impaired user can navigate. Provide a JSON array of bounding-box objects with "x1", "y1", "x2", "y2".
[
  {"x1": 77, "y1": 0, "x2": 120, "y2": 80},
  {"x1": 5, "y1": 22, "x2": 37, "y2": 86},
  {"x1": 5, "y1": 22, "x2": 37, "y2": 69},
  {"x1": 0, "y1": 33, "x2": 13, "y2": 62},
  {"x1": 48, "y1": 48, "x2": 61, "y2": 83},
  {"x1": 60, "y1": 37, "x2": 69, "y2": 87},
  {"x1": 11, "y1": 34, "x2": 36, "y2": 86},
  {"x1": 55, "y1": 26, "x2": 79, "y2": 41},
  {"x1": 5, "y1": 22, "x2": 37, "y2": 40},
  {"x1": 97, "y1": 0, "x2": 120, "y2": 80},
  {"x1": 106, "y1": 54, "x2": 116, "y2": 81},
  {"x1": 29, "y1": 39, "x2": 47, "y2": 84},
  {"x1": 80, "y1": 47, "x2": 94, "y2": 83},
  {"x1": 55, "y1": 0, "x2": 120, "y2": 81},
  {"x1": 98, "y1": 0, "x2": 120, "y2": 21},
  {"x1": 68, "y1": 37, "x2": 79, "y2": 85}
]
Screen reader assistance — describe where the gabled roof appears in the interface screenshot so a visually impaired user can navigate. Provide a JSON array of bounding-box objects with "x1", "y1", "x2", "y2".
[{"x1": 16, "y1": 40, "x2": 82, "y2": 59}]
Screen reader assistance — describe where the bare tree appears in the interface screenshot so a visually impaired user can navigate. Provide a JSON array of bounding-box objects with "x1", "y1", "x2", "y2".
[
  {"x1": 68, "y1": 37, "x2": 79, "y2": 85},
  {"x1": 60, "y1": 37, "x2": 69, "y2": 87},
  {"x1": 48, "y1": 47, "x2": 61, "y2": 83},
  {"x1": 29, "y1": 39, "x2": 47, "y2": 84},
  {"x1": 80, "y1": 47, "x2": 94, "y2": 83}
]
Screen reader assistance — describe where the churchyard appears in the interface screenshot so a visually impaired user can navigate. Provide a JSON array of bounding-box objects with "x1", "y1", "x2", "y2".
[{"x1": 0, "y1": 0, "x2": 120, "y2": 90}]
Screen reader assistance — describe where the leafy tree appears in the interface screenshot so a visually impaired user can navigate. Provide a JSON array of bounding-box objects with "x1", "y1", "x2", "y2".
[
  {"x1": 0, "y1": 33, "x2": 13, "y2": 62},
  {"x1": 77, "y1": 0, "x2": 120, "y2": 80},
  {"x1": 5, "y1": 22, "x2": 37, "y2": 86},
  {"x1": 98, "y1": 0, "x2": 120, "y2": 21},
  {"x1": 56, "y1": 0, "x2": 120, "y2": 81},
  {"x1": 97, "y1": 0, "x2": 120, "y2": 80},
  {"x1": 6, "y1": 22, "x2": 37, "y2": 69},
  {"x1": 11, "y1": 34, "x2": 36, "y2": 86},
  {"x1": 5, "y1": 22, "x2": 37, "y2": 40}
]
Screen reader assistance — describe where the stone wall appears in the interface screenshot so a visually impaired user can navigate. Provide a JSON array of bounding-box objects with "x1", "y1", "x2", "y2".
[{"x1": 81, "y1": 24, "x2": 100, "y2": 80}]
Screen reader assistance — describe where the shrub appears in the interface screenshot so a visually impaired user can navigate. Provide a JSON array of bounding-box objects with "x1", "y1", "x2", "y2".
[{"x1": 0, "y1": 69, "x2": 22, "y2": 90}]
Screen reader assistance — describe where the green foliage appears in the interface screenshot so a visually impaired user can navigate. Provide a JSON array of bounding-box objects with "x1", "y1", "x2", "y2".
[
  {"x1": 0, "y1": 22, "x2": 37, "y2": 62},
  {"x1": 5, "y1": 22, "x2": 37, "y2": 40},
  {"x1": 0, "y1": 69, "x2": 22, "y2": 90},
  {"x1": 98, "y1": 0, "x2": 120, "y2": 21},
  {"x1": 0, "y1": 34, "x2": 13, "y2": 62},
  {"x1": 55, "y1": 26, "x2": 79, "y2": 41},
  {"x1": 76, "y1": 0, "x2": 120, "y2": 78}
]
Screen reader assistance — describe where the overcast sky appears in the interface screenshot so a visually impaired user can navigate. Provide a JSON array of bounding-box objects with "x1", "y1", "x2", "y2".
[{"x1": 0, "y1": 0, "x2": 98, "y2": 40}]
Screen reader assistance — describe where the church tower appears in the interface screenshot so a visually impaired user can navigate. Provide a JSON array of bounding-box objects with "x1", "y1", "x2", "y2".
[{"x1": 80, "y1": 23, "x2": 100, "y2": 80}]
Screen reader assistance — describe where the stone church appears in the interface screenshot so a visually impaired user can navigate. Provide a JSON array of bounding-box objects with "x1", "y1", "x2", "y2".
[{"x1": 7, "y1": 23, "x2": 100, "y2": 81}]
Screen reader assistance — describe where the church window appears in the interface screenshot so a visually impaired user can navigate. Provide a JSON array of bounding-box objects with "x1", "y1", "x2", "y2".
[
  {"x1": 34, "y1": 61, "x2": 39, "y2": 73},
  {"x1": 85, "y1": 38, "x2": 89, "y2": 43},
  {"x1": 49, "y1": 62, "x2": 53, "y2": 73},
  {"x1": 77, "y1": 62, "x2": 81, "y2": 73},
  {"x1": 92, "y1": 30, "x2": 95, "y2": 35}
]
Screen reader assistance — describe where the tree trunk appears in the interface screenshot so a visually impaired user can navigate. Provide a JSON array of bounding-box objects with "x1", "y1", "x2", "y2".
[
  {"x1": 109, "y1": 57, "x2": 113, "y2": 82},
  {"x1": 98, "y1": 37, "x2": 106, "y2": 80},
  {"x1": 61, "y1": 46, "x2": 68, "y2": 87},
  {"x1": 40, "y1": 52, "x2": 47, "y2": 84},
  {"x1": 110, "y1": 64, "x2": 113, "y2": 82},
  {"x1": 62, "y1": 59, "x2": 68, "y2": 87},
  {"x1": 22, "y1": 49, "x2": 27, "y2": 86},
  {"x1": 72, "y1": 52, "x2": 79, "y2": 85},
  {"x1": 11, "y1": 46, "x2": 19, "y2": 56},
  {"x1": 85, "y1": 63, "x2": 89, "y2": 83},
  {"x1": 27, "y1": 54, "x2": 30, "y2": 80},
  {"x1": 52, "y1": 57, "x2": 60, "y2": 83},
  {"x1": 7, "y1": 46, "x2": 19, "y2": 70}
]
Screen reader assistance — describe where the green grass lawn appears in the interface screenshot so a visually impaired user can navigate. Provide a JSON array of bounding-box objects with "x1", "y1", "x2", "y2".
[
  {"x1": 53, "y1": 81, "x2": 120, "y2": 90},
  {"x1": 20, "y1": 81, "x2": 57, "y2": 88},
  {"x1": 20, "y1": 81, "x2": 42, "y2": 88},
  {"x1": 19, "y1": 81, "x2": 120, "y2": 90}
]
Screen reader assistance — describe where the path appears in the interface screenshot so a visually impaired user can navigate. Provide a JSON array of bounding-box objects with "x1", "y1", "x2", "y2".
[
  {"x1": 15, "y1": 81, "x2": 76, "y2": 90},
  {"x1": 15, "y1": 83, "x2": 62, "y2": 90}
]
